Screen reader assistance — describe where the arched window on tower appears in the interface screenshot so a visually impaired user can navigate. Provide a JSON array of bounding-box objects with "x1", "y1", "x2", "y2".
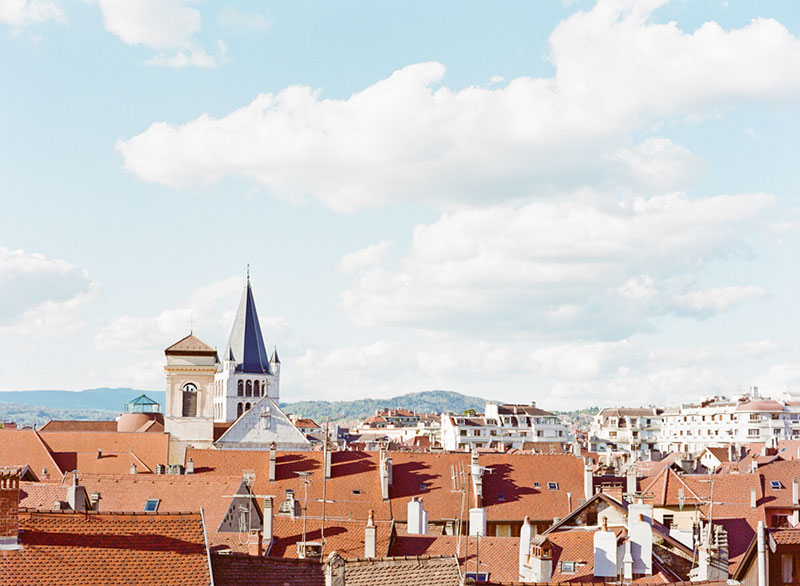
[
  {"x1": 253, "y1": 380, "x2": 260, "y2": 396},
  {"x1": 246, "y1": 380, "x2": 252, "y2": 397},
  {"x1": 237, "y1": 403, "x2": 243, "y2": 418},
  {"x1": 237, "y1": 380, "x2": 243, "y2": 396},
  {"x1": 182, "y1": 382, "x2": 198, "y2": 417},
  {"x1": 245, "y1": 402, "x2": 251, "y2": 411}
]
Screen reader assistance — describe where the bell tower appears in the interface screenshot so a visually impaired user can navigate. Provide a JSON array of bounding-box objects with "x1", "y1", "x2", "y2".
[{"x1": 164, "y1": 333, "x2": 218, "y2": 464}]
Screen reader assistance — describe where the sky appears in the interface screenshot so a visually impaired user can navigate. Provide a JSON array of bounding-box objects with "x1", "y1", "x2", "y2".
[{"x1": 1, "y1": 0, "x2": 800, "y2": 410}]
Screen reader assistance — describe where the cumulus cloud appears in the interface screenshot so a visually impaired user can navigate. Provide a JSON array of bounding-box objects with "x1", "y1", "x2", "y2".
[
  {"x1": 88, "y1": 0, "x2": 225, "y2": 68},
  {"x1": 0, "y1": 0, "x2": 64, "y2": 31},
  {"x1": 0, "y1": 247, "x2": 93, "y2": 332},
  {"x1": 340, "y1": 241, "x2": 392, "y2": 273},
  {"x1": 341, "y1": 192, "x2": 774, "y2": 334},
  {"x1": 118, "y1": 1, "x2": 800, "y2": 210}
]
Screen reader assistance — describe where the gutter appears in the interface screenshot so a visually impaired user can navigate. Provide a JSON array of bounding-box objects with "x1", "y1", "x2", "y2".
[{"x1": 200, "y1": 507, "x2": 215, "y2": 586}]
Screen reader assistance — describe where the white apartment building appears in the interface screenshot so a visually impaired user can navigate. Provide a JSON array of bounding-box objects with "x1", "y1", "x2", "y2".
[
  {"x1": 441, "y1": 402, "x2": 569, "y2": 452},
  {"x1": 589, "y1": 407, "x2": 662, "y2": 456},
  {"x1": 590, "y1": 387, "x2": 800, "y2": 457}
]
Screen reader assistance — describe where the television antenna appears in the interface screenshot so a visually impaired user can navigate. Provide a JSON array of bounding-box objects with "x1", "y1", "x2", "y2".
[{"x1": 451, "y1": 462, "x2": 469, "y2": 557}]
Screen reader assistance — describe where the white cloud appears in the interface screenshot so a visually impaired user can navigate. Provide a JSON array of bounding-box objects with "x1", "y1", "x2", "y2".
[
  {"x1": 88, "y1": 0, "x2": 224, "y2": 68},
  {"x1": 670, "y1": 285, "x2": 764, "y2": 316},
  {"x1": 217, "y1": 6, "x2": 269, "y2": 32},
  {"x1": 340, "y1": 241, "x2": 392, "y2": 273},
  {"x1": 95, "y1": 276, "x2": 243, "y2": 352},
  {"x1": 89, "y1": 358, "x2": 164, "y2": 390},
  {"x1": 526, "y1": 340, "x2": 630, "y2": 380},
  {"x1": 0, "y1": 247, "x2": 93, "y2": 331},
  {"x1": 341, "y1": 192, "x2": 774, "y2": 334},
  {"x1": 0, "y1": 0, "x2": 64, "y2": 31},
  {"x1": 648, "y1": 339, "x2": 781, "y2": 366},
  {"x1": 118, "y1": 1, "x2": 800, "y2": 210}
]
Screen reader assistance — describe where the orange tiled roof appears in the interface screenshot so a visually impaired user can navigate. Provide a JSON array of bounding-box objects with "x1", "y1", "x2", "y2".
[
  {"x1": 339, "y1": 554, "x2": 461, "y2": 586},
  {"x1": 211, "y1": 553, "x2": 324, "y2": 586},
  {"x1": 4, "y1": 510, "x2": 212, "y2": 585},
  {"x1": 39, "y1": 420, "x2": 119, "y2": 432},
  {"x1": 0, "y1": 428, "x2": 63, "y2": 479},
  {"x1": 38, "y1": 429, "x2": 169, "y2": 474}
]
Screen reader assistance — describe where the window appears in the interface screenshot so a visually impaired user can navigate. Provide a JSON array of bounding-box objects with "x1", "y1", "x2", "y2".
[
  {"x1": 561, "y1": 561, "x2": 577, "y2": 573},
  {"x1": 253, "y1": 380, "x2": 260, "y2": 396},
  {"x1": 237, "y1": 380, "x2": 244, "y2": 396},
  {"x1": 533, "y1": 482, "x2": 541, "y2": 488},
  {"x1": 547, "y1": 482, "x2": 559, "y2": 490},
  {"x1": 237, "y1": 403, "x2": 243, "y2": 418},
  {"x1": 465, "y1": 572, "x2": 488, "y2": 582},
  {"x1": 750, "y1": 413, "x2": 761, "y2": 421},
  {"x1": 144, "y1": 499, "x2": 160, "y2": 512},
  {"x1": 771, "y1": 480, "x2": 784, "y2": 490},
  {"x1": 662, "y1": 514, "x2": 674, "y2": 528},
  {"x1": 497, "y1": 494, "x2": 505, "y2": 502},
  {"x1": 182, "y1": 382, "x2": 198, "y2": 417},
  {"x1": 246, "y1": 380, "x2": 252, "y2": 397},
  {"x1": 245, "y1": 402, "x2": 251, "y2": 411},
  {"x1": 782, "y1": 553, "x2": 794, "y2": 583},
  {"x1": 352, "y1": 489, "x2": 361, "y2": 495},
  {"x1": 748, "y1": 428, "x2": 761, "y2": 438}
]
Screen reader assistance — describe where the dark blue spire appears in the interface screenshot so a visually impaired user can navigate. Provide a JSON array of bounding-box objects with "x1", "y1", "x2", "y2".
[{"x1": 225, "y1": 275, "x2": 270, "y2": 373}]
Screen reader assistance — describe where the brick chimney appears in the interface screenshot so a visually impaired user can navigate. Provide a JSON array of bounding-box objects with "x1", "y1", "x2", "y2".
[
  {"x1": 248, "y1": 530, "x2": 263, "y2": 557},
  {"x1": 0, "y1": 469, "x2": 21, "y2": 550}
]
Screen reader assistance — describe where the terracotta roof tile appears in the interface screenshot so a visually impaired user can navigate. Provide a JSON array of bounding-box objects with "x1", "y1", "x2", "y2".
[
  {"x1": 0, "y1": 428, "x2": 63, "y2": 479},
  {"x1": 3, "y1": 510, "x2": 211, "y2": 586},
  {"x1": 38, "y1": 430, "x2": 169, "y2": 474},
  {"x1": 340, "y1": 554, "x2": 461, "y2": 586},
  {"x1": 211, "y1": 553, "x2": 324, "y2": 586},
  {"x1": 39, "y1": 420, "x2": 119, "y2": 432}
]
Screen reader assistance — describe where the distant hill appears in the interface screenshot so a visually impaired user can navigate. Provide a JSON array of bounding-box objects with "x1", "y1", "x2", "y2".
[
  {"x1": 280, "y1": 390, "x2": 489, "y2": 424},
  {"x1": 0, "y1": 388, "x2": 164, "y2": 413},
  {"x1": 0, "y1": 388, "x2": 492, "y2": 427},
  {"x1": 0, "y1": 402, "x2": 119, "y2": 428}
]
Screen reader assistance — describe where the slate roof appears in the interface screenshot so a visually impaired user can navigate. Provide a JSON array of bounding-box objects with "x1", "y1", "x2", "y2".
[
  {"x1": 211, "y1": 553, "x2": 324, "y2": 586},
  {"x1": 225, "y1": 278, "x2": 270, "y2": 373},
  {"x1": 4, "y1": 510, "x2": 212, "y2": 585}
]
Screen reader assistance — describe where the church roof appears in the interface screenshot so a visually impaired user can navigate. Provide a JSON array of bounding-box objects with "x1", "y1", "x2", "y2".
[
  {"x1": 165, "y1": 334, "x2": 217, "y2": 356},
  {"x1": 225, "y1": 278, "x2": 270, "y2": 373}
]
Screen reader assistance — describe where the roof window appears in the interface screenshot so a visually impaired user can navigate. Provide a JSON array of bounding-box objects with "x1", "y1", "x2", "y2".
[
  {"x1": 771, "y1": 480, "x2": 783, "y2": 490},
  {"x1": 547, "y1": 482, "x2": 559, "y2": 490},
  {"x1": 352, "y1": 489, "x2": 361, "y2": 495},
  {"x1": 533, "y1": 482, "x2": 541, "y2": 488},
  {"x1": 144, "y1": 498, "x2": 160, "y2": 512},
  {"x1": 561, "y1": 561, "x2": 577, "y2": 573}
]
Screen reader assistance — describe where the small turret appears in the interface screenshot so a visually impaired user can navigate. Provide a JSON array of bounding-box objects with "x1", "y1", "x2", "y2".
[{"x1": 270, "y1": 346, "x2": 281, "y2": 375}]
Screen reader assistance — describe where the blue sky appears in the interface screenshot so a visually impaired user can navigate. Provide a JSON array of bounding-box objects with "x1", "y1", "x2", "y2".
[{"x1": 1, "y1": 0, "x2": 800, "y2": 409}]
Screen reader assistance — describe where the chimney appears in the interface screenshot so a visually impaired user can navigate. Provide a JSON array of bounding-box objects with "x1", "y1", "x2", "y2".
[
  {"x1": 0, "y1": 470, "x2": 21, "y2": 550},
  {"x1": 572, "y1": 441, "x2": 581, "y2": 457},
  {"x1": 380, "y1": 453, "x2": 392, "y2": 500},
  {"x1": 593, "y1": 517, "x2": 616, "y2": 579},
  {"x1": 751, "y1": 487, "x2": 757, "y2": 509},
  {"x1": 325, "y1": 552, "x2": 345, "y2": 586},
  {"x1": 626, "y1": 467, "x2": 637, "y2": 501},
  {"x1": 519, "y1": 515, "x2": 533, "y2": 578},
  {"x1": 269, "y1": 442, "x2": 277, "y2": 482},
  {"x1": 97, "y1": 448, "x2": 102, "y2": 459},
  {"x1": 694, "y1": 524, "x2": 729, "y2": 581},
  {"x1": 248, "y1": 530, "x2": 263, "y2": 557},
  {"x1": 469, "y1": 506, "x2": 486, "y2": 537},
  {"x1": 66, "y1": 473, "x2": 88, "y2": 512},
  {"x1": 186, "y1": 458, "x2": 194, "y2": 475},
  {"x1": 407, "y1": 497, "x2": 428, "y2": 535},
  {"x1": 629, "y1": 513, "x2": 652, "y2": 575},
  {"x1": 364, "y1": 510, "x2": 377, "y2": 558},
  {"x1": 471, "y1": 449, "x2": 483, "y2": 507},
  {"x1": 622, "y1": 539, "x2": 634, "y2": 581},
  {"x1": 728, "y1": 443, "x2": 736, "y2": 463},
  {"x1": 793, "y1": 477, "x2": 799, "y2": 526},
  {"x1": 130, "y1": 463, "x2": 137, "y2": 475},
  {"x1": 584, "y1": 464, "x2": 594, "y2": 500},
  {"x1": 263, "y1": 496, "x2": 274, "y2": 542},
  {"x1": 324, "y1": 444, "x2": 332, "y2": 480}
]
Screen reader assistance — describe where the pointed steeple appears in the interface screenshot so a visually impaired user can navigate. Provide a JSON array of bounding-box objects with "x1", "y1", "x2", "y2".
[
  {"x1": 270, "y1": 346, "x2": 280, "y2": 365},
  {"x1": 225, "y1": 274, "x2": 270, "y2": 373}
]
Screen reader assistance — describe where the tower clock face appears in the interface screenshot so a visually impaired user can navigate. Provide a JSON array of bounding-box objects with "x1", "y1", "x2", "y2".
[{"x1": 183, "y1": 383, "x2": 198, "y2": 393}]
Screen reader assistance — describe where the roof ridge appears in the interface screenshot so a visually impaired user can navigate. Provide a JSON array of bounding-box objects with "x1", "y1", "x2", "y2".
[{"x1": 31, "y1": 428, "x2": 65, "y2": 478}]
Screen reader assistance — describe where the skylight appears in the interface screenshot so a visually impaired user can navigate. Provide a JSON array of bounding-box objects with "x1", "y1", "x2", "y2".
[
  {"x1": 771, "y1": 480, "x2": 783, "y2": 490},
  {"x1": 144, "y1": 499, "x2": 160, "y2": 512},
  {"x1": 547, "y1": 482, "x2": 559, "y2": 490},
  {"x1": 533, "y1": 482, "x2": 541, "y2": 488}
]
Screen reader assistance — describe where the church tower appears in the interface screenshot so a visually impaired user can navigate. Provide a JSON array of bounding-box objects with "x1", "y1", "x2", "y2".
[
  {"x1": 214, "y1": 274, "x2": 281, "y2": 422},
  {"x1": 163, "y1": 333, "x2": 218, "y2": 463}
]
